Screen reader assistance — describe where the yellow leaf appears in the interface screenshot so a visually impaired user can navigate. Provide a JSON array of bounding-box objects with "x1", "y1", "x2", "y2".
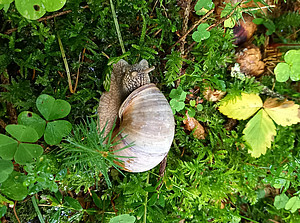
[
  {"x1": 263, "y1": 98, "x2": 300, "y2": 126},
  {"x1": 219, "y1": 93, "x2": 263, "y2": 120},
  {"x1": 243, "y1": 109, "x2": 276, "y2": 158}
]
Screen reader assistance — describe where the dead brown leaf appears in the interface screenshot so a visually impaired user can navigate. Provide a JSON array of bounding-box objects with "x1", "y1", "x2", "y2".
[
  {"x1": 203, "y1": 87, "x2": 226, "y2": 102},
  {"x1": 183, "y1": 111, "x2": 206, "y2": 139}
]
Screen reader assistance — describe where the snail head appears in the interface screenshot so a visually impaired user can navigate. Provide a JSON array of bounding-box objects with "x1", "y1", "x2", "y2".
[{"x1": 121, "y1": 59, "x2": 155, "y2": 95}]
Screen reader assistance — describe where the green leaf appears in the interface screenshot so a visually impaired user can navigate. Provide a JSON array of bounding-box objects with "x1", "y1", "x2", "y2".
[
  {"x1": 14, "y1": 143, "x2": 43, "y2": 165},
  {"x1": 44, "y1": 120, "x2": 72, "y2": 145},
  {"x1": 5, "y1": 124, "x2": 39, "y2": 142},
  {"x1": 0, "y1": 160, "x2": 13, "y2": 183},
  {"x1": 64, "y1": 196, "x2": 83, "y2": 211},
  {"x1": 15, "y1": 0, "x2": 46, "y2": 20},
  {"x1": 170, "y1": 99, "x2": 185, "y2": 113},
  {"x1": 0, "y1": 205, "x2": 7, "y2": 218},
  {"x1": 0, "y1": 171, "x2": 28, "y2": 201},
  {"x1": 219, "y1": 93, "x2": 263, "y2": 120},
  {"x1": 285, "y1": 196, "x2": 300, "y2": 213},
  {"x1": 290, "y1": 63, "x2": 300, "y2": 81},
  {"x1": 0, "y1": 134, "x2": 18, "y2": 160},
  {"x1": 274, "y1": 194, "x2": 289, "y2": 209},
  {"x1": 252, "y1": 18, "x2": 265, "y2": 25},
  {"x1": 169, "y1": 87, "x2": 187, "y2": 100},
  {"x1": 18, "y1": 111, "x2": 46, "y2": 139},
  {"x1": 243, "y1": 109, "x2": 276, "y2": 157},
  {"x1": 190, "y1": 100, "x2": 196, "y2": 107},
  {"x1": 109, "y1": 214, "x2": 136, "y2": 223},
  {"x1": 0, "y1": 0, "x2": 13, "y2": 4},
  {"x1": 284, "y1": 49, "x2": 300, "y2": 64},
  {"x1": 42, "y1": 0, "x2": 66, "y2": 12},
  {"x1": 197, "y1": 104, "x2": 203, "y2": 111},
  {"x1": 224, "y1": 17, "x2": 236, "y2": 28},
  {"x1": 194, "y1": 0, "x2": 215, "y2": 16},
  {"x1": 36, "y1": 94, "x2": 71, "y2": 121},
  {"x1": 91, "y1": 191, "x2": 102, "y2": 209},
  {"x1": 192, "y1": 23, "x2": 210, "y2": 42},
  {"x1": 274, "y1": 63, "x2": 290, "y2": 82}
]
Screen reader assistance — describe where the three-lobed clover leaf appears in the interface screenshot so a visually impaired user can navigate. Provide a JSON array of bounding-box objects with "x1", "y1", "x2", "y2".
[
  {"x1": 0, "y1": 125, "x2": 43, "y2": 164},
  {"x1": 169, "y1": 87, "x2": 187, "y2": 114},
  {"x1": 14, "y1": 0, "x2": 66, "y2": 20},
  {"x1": 275, "y1": 49, "x2": 300, "y2": 82},
  {"x1": 192, "y1": 23, "x2": 210, "y2": 42},
  {"x1": 274, "y1": 193, "x2": 289, "y2": 210},
  {"x1": 19, "y1": 94, "x2": 72, "y2": 145}
]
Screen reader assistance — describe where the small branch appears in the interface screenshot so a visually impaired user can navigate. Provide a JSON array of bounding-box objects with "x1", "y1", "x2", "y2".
[
  {"x1": 169, "y1": 9, "x2": 214, "y2": 51},
  {"x1": 109, "y1": 0, "x2": 126, "y2": 54},
  {"x1": 74, "y1": 47, "x2": 86, "y2": 93},
  {"x1": 57, "y1": 32, "x2": 74, "y2": 93},
  {"x1": 13, "y1": 201, "x2": 21, "y2": 223}
]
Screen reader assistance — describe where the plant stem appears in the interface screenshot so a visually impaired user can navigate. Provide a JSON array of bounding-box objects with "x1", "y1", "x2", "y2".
[
  {"x1": 143, "y1": 173, "x2": 150, "y2": 223},
  {"x1": 110, "y1": 0, "x2": 126, "y2": 54},
  {"x1": 31, "y1": 196, "x2": 46, "y2": 223},
  {"x1": 57, "y1": 32, "x2": 74, "y2": 93}
]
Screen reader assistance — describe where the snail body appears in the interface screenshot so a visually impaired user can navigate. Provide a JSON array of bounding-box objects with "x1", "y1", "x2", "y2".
[{"x1": 98, "y1": 59, "x2": 175, "y2": 172}]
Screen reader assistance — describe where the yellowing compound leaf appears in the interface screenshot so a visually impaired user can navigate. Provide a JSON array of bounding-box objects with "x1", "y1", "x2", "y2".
[
  {"x1": 243, "y1": 109, "x2": 276, "y2": 157},
  {"x1": 263, "y1": 98, "x2": 300, "y2": 126},
  {"x1": 219, "y1": 93, "x2": 263, "y2": 120}
]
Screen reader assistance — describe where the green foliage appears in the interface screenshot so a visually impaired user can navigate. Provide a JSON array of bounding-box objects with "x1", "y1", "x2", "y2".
[
  {"x1": 23, "y1": 155, "x2": 61, "y2": 194},
  {"x1": 253, "y1": 18, "x2": 276, "y2": 35},
  {"x1": 169, "y1": 87, "x2": 187, "y2": 114},
  {"x1": 164, "y1": 51, "x2": 183, "y2": 85},
  {"x1": 19, "y1": 94, "x2": 72, "y2": 145},
  {"x1": 0, "y1": 171, "x2": 28, "y2": 200},
  {"x1": 192, "y1": 23, "x2": 210, "y2": 42},
  {"x1": 109, "y1": 214, "x2": 136, "y2": 223},
  {"x1": 194, "y1": 0, "x2": 215, "y2": 16},
  {"x1": 274, "y1": 49, "x2": 300, "y2": 82},
  {"x1": 0, "y1": 0, "x2": 299, "y2": 222},
  {"x1": 58, "y1": 118, "x2": 128, "y2": 188},
  {"x1": 0, "y1": 159, "x2": 13, "y2": 183},
  {"x1": 2, "y1": 0, "x2": 66, "y2": 20},
  {"x1": 0, "y1": 125, "x2": 43, "y2": 164}
]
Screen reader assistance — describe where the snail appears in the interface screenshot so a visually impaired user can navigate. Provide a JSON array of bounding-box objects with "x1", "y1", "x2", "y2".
[{"x1": 97, "y1": 59, "x2": 175, "y2": 172}]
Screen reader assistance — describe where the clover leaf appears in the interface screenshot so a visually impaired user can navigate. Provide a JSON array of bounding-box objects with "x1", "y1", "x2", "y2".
[
  {"x1": 36, "y1": 94, "x2": 71, "y2": 121},
  {"x1": 18, "y1": 111, "x2": 46, "y2": 139},
  {"x1": 169, "y1": 87, "x2": 187, "y2": 114},
  {"x1": 275, "y1": 49, "x2": 300, "y2": 82},
  {"x1": 194, "y1": 0, "x2": 215, "y2": 16},
  {"x1": 0, "y1": 160, "x2": 13, "y2": 183},
  {"x1": 0, "y1": 125, "x2": 43, "y2": 164},
  {"x1": 192, "y1": 23, "x2": 210, "y2": 42},
  {"x1": 19, "y1": 94, "x2": 72, "y2": 145},
  {"x1": 0, "y1": 171, "x2": 28, "y2": 201},
  {"x1": 14, "y1": 0, "x2": 66, "y2": 20}
]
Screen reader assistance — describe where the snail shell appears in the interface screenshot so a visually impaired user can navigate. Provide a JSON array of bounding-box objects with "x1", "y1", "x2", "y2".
[{"x1": 113, "y1": 83, "x2": 175, "y2": 172}]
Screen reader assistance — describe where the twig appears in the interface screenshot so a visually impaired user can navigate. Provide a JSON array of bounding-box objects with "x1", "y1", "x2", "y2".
[
  {"x1": 156, "y1": 155, "x2": 168, "y2": 191},
  {"x1": 109, "y1": 0, "x2": 126, "y2": 54},
  {"x1": 74, "y1": 47, "x2": 86, "y2": 93},
  {"x1": 13, "y1": 201, "x2": 21, "y2": 223},
  {"x1": 0, "y1": 119, "x2": 7, "y2": 129},
  {"x1": 57, "y1": 32, "x2": 74, "y2": 93},
  {"x1": 184, "y1": 2, "x2": 244, "y2": 55},
  {"x1": 169, "y1": 9, "x2": 214, "y2": 51}
]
